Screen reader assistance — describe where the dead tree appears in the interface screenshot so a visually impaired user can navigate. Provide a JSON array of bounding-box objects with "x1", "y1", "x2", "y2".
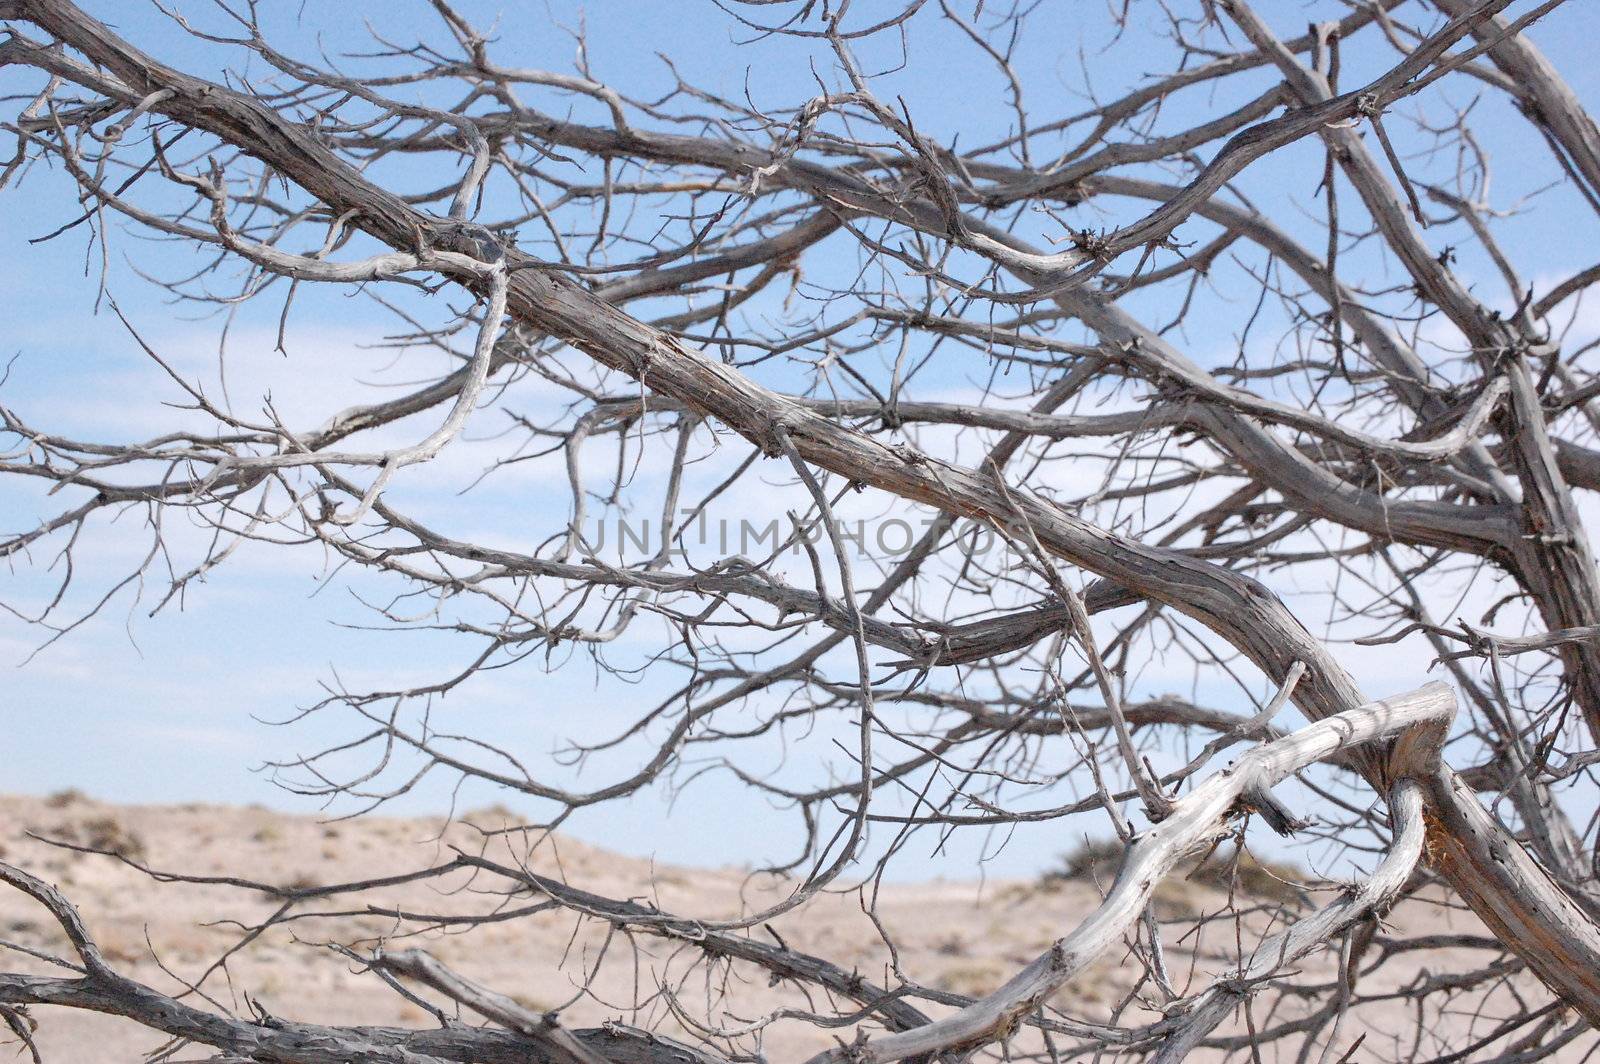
[{"x1": 3, "y1": 0, "x2": 1600, "y2": 1059}]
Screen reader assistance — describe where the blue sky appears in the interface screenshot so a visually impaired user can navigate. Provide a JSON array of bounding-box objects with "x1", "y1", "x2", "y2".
[{"x1": 4, "y1": 0, "x2": 1599, "y2": 881}]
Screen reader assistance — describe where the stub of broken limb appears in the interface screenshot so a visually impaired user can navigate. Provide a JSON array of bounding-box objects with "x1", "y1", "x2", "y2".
[{"x1": 1237, "y1": 783, "x2": 1311, "y2": 836}]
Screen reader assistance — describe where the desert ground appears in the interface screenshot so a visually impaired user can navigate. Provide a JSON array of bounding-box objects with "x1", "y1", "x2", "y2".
[{"x1": 0, "y1": 792, "x2": 1572, "y2": 1061}]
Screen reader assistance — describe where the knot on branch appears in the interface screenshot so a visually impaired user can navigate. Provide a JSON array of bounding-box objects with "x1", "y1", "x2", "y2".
[
  {"x1": 437, "y1": 220, "x2": 507, "y2": 265},
  {"x1": 888, "y1": 443, "x2": 928, "y2": 467},
  {"x1": 1070, "y1": 228, "x2": 1112, "y2": 262}
]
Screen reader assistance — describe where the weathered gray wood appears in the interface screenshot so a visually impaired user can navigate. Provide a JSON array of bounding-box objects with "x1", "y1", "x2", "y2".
[{"x1": 4, "y1": 0, "x2": 1600, "y2": 1055}]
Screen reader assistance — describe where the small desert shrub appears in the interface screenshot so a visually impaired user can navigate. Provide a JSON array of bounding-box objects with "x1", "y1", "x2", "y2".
[
  {"x1": 44, "y1": 788, "x2": 85, "y2": 809},
  {"x1": 258, "y1": 873, "x2": 319, "y2": 901},
  {"x1": 80, "y1": 815, "x2": 146, "y2": 861},
  {"x1": 1047, "y1": 839, "x2": 1311, "y2": 906},
  {"x1": 469, "y1": 802, "x2": 518, "y2": 823},
  {"x1": 1186, "y1": 846, "x2": 1309, "y2": 903},
  {"x1": 1046, "y1": 837, "x2": 1126, "y2": 884}
]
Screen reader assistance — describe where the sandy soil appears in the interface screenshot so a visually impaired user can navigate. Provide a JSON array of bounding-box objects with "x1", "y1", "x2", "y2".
[{"x1": 0, "y1": 792, "x2": 1575, "y2": 1061}]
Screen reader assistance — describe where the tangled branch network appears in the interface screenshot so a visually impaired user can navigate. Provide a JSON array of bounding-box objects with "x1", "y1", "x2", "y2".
[{"x1": 3, "y1": 0, "x2": 1600, "y2": 1060}]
